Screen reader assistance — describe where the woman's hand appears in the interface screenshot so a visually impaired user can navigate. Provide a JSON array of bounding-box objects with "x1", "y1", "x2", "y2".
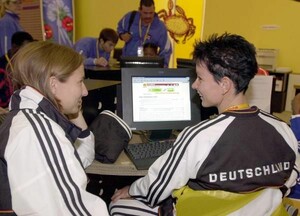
[
  {"x1": 67, "y1": 110, "x2": 88, "y2": 130},
  {"x1": 111, "y1": 185, "x2": 131, "y2": 203}
]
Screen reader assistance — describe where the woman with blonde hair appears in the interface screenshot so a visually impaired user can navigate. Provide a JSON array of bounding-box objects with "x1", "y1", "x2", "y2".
[
  {"x1": 0, "y1": 41, "x2": 109, "y2": 215},
  {"x1": 0, "y1": 0, "x2": 23, "y2": 56}
]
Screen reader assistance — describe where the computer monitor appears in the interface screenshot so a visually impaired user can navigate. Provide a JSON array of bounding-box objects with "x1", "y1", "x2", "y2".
[
  {"x1": 120, "y1": 56, "x2": 164, "y2": 68},
  {"x1": 120, "y1": 68, "x2": 201, "y2": 132},
  {"x1": 176, "y1": 58, "x2": 195, "y2": 69},
  {"x1": 113, "y1": 48, "x2": 123, "y2": 61}
]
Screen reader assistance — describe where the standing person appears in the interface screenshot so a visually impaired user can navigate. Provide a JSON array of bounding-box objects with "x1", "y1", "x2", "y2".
[
  {"x1": 109, "y1": 33, "x2": 299, "y2": 215},
  {"x1": 0, "y1": 0, "x2": 23, "y2": 57},
  {"x1": 117, "y1": 0, "x2": 172, "y2": 67},
  {"x1": 74, "y1": 28, "x2": 118, "y2": 67},
  {"x1": 0, "y1": 41, "x2": 109, "y2": 215}
]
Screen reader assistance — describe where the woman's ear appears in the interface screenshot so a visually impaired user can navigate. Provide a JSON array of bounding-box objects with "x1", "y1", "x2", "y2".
[
  {"x1": 49, "y1": 76, "x2": 57, "y2": 95},
  {"x1": 220, "y1": 76, "x2": 232, "y2": 95}
]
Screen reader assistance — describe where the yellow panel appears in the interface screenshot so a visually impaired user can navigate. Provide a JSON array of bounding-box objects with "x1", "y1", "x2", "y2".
[
  {"x1": 156, "y1": 0, "x2": 204, "y2": 67},
  {"x1": 202, "y1": 0, "x2": 300, "y2": 73}
]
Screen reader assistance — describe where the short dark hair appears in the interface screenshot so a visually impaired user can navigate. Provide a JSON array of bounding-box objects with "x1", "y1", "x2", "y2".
[
  {"x1": 99, "y1": 28, "x2": 119, "y2": 44},
  {"x1": 139, "y1": 0, "x2": 155, "y2": 9},
  {"x1": 11, "y1": 31, "x2": 34, "y2": 47},
  {"x1": 193, "y1": 33, "x2": 258, "y2": 94},
  {"x1": 143, "y1": 42, "x2": 158, "y2": 52}
]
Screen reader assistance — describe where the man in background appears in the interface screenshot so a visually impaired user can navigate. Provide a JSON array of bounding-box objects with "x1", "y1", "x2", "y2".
[
  {"x1": 74, "y1": 28, "x2": 118, "y2": 67},
  {"x1": 117, "y1": 0, "x2": 172, "y2": 67}
]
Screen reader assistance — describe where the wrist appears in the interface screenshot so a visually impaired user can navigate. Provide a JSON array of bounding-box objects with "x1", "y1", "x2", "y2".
[{"x1": 93, "y1": 58, "x2": 97, "y2": 65}]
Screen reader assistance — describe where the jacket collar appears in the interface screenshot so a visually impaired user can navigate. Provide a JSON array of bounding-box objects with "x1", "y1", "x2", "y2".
[{"x1": 10, "y1": 86, "x2": 82, "y2": 142}]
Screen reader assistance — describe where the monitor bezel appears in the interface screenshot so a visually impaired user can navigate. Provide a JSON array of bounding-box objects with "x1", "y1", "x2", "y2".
[
  {"x1": 121, "y1": 67, "x2": 201, "y2": 131},
  {"x1": 176, "y1": 58, "x2": 196, "y2": 69}
]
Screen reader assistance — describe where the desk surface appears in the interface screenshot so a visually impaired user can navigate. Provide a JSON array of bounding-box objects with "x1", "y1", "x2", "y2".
[
  {"x1": 84, "y1": 79, "x2": 120, "y2": 91},
  {"x1": 85, "y1": 65, "x2": 121, "y2": 81},
  {"x1": 85, "y1": 133, "x2": 148, "y2": 176},
  {"x1": 85, "y1": 151, "x2": 147, "y2": 176}
]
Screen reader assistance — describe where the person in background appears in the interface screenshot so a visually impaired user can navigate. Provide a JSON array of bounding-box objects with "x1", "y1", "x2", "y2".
[
  {"x1": 0, "y1": 31, "x2": 34, "y2": 70},
  {"x1": 0, "y1": 0, "x2": 23, "y2": 57},
  {"x1": 284, "y1": 93, "x2": 300, "y2": 216},
  {"x1": 0, "y1": 41, "x2": 109, "y2": 215},
  {"x1": 109, "y1": 33, "x2": 299, "y2": 215},
  {"x1": 0, "y1": 68, "x2": 12, "y2": 111},
  {"x1": 257, "y1": 67, "x2": 269, "y2": 76},
  {"x1": 0, "y1": 31, "x2": 34, "y2": 118},
  {"x1": 117, "y1": 0, "x2": 172, "y2": 67},
  {"x1": 74, "y1": 28, "x2": 118, "y2": 67},
  {"x1": 143, "y1": 42, "x2": 158, "y2": 57},
  {"x1": 291, "y1": 93, "x2": 300, "y2": 144}
]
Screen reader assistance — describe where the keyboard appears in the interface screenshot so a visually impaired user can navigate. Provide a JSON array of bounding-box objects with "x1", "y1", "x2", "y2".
[{"x1": 125, "y1": 139, "x2": 175, "y2": 170}]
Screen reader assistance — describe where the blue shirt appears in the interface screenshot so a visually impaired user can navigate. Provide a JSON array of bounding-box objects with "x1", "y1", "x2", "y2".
[
  {"x1": 0, "y1": 11, "x2": 23, "y2": 56},
  {"x1": 73, "y1": 37, "x2": 110, "y2": 66},
  {"x1": 117, "y1": 12, "x2": 172, "y2": 67}
]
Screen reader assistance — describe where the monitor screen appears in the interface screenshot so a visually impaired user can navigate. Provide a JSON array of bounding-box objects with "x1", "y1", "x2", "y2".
[
  {"x1": 121, "y1": 68, "x2": 201, "y2": 131},
  {"x1": 120, "y1": 56, "x2": 164, "y2": 68}
]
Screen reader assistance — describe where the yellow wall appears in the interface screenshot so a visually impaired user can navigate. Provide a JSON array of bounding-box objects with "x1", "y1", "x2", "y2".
[
  {"x1": 74, "y1": 0, "x2": 139, "y2": 48},
  {"x1": 202, "y1": 0, "x2": 300, "y2": 73}
]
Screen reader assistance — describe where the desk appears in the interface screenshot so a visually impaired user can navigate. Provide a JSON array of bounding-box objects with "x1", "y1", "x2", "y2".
[
  {"x1": 85, "y1": 151, "x2": 147, "y2": 176},
  {"x1": 85, "y1": 133, "x2": 148, "y2": 205},
  {"x1": 84, "y1": 79, "x2": 120, "y2": 91},
  {"x1": 85, "y1": 65, "x2": 121, "y2": 81},
  {"x1": 85, "y1": 133, "x2": 148, "y2": 176}
]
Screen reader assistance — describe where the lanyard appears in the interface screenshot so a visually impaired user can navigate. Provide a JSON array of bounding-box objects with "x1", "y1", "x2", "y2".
[
  {"x1": 139, "y1": 18, "x2": 151, "y2": 45},
  {"x1": 5, "y1": 54, "x2": 13, "y2": 71},
  {"x1": 223, "y1": 103, "x2": 250, "y2": 112},
  {"x1": 96, "y1": 40, "x2": 100, "y2": 58}
]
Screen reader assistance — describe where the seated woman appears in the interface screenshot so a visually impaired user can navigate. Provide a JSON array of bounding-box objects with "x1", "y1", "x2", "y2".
[{"x1": 0, "y1": 41, "x2": 109, "y2": 215}]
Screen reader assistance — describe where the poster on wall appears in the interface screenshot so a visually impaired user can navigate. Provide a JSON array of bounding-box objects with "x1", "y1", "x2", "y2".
[
  {"x1": 157, "y1": 0, "x2": 196, "y2": 44},
  {"x1": 156, "y1": 0, "x2": 203, "y2": 66},
  {"x1": 42, "y1": 0, "x2": 74, "y2": 47}
]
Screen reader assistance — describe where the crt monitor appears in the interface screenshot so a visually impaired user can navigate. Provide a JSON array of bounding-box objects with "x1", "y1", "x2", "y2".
[
  {"x1": 176, "y1": 58, "x2": 195, "y2": 69},
  {"x1": 120, "y1": 56, "x2": 164, "y2": 68},
  {"x1": 113, "y1": 48, "x2": 123, "y2": 61},
  {"x1": 120, "y1": 67, "x2": 201, "y2": 131}
]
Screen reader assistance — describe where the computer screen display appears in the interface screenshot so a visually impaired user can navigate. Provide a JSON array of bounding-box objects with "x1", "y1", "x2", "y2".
[
  {"x1": 120, "y1": 56, "x2": 164, "y2": 68},
  {"x1": 121, "y1": 68, "x2": 201, "y2": 131}
]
